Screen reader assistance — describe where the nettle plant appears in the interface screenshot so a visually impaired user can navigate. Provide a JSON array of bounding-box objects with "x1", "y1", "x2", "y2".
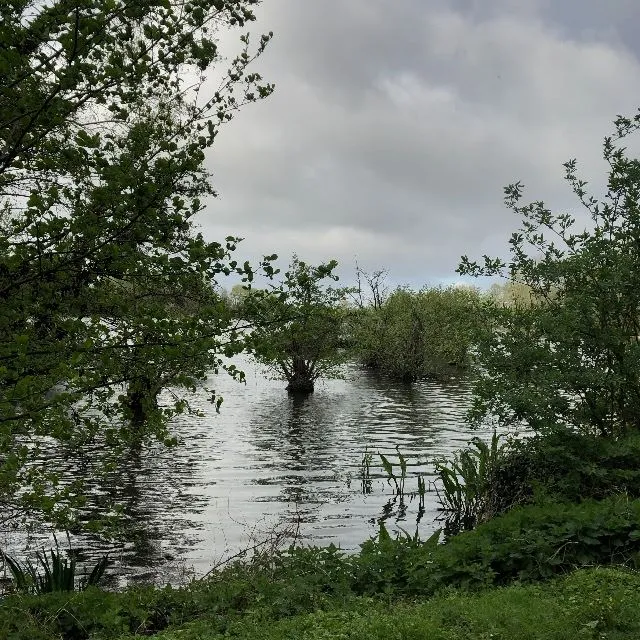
[{"x1": 459, "y1": 110, "x2": 640, "y2": 438}]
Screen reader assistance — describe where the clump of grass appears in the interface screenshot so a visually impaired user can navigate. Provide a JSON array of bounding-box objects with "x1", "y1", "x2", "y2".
[{"x1": 2, "y1": 546, "x2": 109, "y2": 594}]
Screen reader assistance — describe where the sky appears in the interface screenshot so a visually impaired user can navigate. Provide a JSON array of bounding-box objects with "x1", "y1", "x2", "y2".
[{"x1": 197, "y1": 0, "x2": 640, "y2": 289}]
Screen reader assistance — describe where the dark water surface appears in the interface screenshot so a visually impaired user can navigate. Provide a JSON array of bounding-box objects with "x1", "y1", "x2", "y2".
[{"x1": 3, "y1": 359, "x2": 495, "y2": 587}]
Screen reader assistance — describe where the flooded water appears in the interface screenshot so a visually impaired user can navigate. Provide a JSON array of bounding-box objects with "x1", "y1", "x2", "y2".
[{"x1": 2, "y1": 359, "x2": 495, "y2": 586}]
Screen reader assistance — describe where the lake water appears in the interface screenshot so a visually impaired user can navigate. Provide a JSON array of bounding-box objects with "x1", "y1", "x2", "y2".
[{"x1": 2, "y1": 359, "x2": 495, "y2": 587}]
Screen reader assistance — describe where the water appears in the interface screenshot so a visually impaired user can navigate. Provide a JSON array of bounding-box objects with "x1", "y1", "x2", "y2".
[{"x1": 3, "y1": 359, "x2": 494, "y2": 586}]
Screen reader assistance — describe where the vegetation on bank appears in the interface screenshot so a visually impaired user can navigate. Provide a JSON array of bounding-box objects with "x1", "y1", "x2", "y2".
[
  {"x1": 3, "y1": 499, "x2": 640, "y2": 638},
  {"x1": 459, "y1": 115, "x2": 640, "y2": 437},
  {"x1": 6, "y1": 427, "x2": 640, "y2": 637},
  {"x1": 2, "y1": 567, "x2": 640, "y2": 638}
]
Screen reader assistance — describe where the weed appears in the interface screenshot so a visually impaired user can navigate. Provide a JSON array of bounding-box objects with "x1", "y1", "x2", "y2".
[
  {"x1": 379, "y1": 446, "x2": 407, "y2": 499},
  {"x1": 360, "y1": 448, "x2": 373, "y2": 494},
  {"x1": 1, "y1": 546, "x2": 109, "y2": 594},
  {"x1": 434, "y1": 430, "x2": 504, "y2": 532}
]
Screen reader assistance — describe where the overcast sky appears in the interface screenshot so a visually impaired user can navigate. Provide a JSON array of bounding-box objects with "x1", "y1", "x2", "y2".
[{"x1": 198, "y1": 0, "x2": 640, "y2": 288}]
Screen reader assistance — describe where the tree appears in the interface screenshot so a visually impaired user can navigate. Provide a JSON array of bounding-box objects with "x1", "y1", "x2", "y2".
[
  {"x1": 0, "y1": 0, "x2": 274, "y2": 530},
  {"x1": 246, "y1": 257, "x2": 350, "y2": 393},
  {"x1": 353, "y1": 286, "x2": 485, "y2": 382},
  {"x1": 459, "y1": 110, "x2": 640, "y2": 437},
  {"x1": 488, "y1": 280, "x2": 536, "y2": 308},
  {"x1": 89, "y1": 271, "x2": 238, "y2": 428},
  {"x1": 349, "y1": 265, "x2": 389, "y2": 310}
]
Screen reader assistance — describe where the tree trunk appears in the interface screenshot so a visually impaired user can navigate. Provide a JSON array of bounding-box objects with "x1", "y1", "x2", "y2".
[
  {"x1": 125, "y1": 377, "x2": 159, "y2": 427},
  {"x1": 285, "y1": 357, "x2": 315, "y2": 394}
]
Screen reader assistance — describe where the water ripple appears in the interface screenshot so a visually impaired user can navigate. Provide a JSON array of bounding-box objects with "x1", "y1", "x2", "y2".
[{"x1": 5, "y1": 357, "x2": 496, "y2": 585}]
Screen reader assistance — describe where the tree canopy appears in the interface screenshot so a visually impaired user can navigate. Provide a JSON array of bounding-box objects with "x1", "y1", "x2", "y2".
[
  {"x1": 459, "y1": 111, "x2": 640, "y2": 437},
  {"x1": 0, "y1": 0, "x2": 274, "y2": 530},
  {"x1": 245, "y1": 257, "x2": 350, "y2": 393}
]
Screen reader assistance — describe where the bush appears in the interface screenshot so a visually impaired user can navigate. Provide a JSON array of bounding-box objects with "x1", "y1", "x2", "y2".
[
  {"x1": 354, "y1": 497, "x2": 640, "y2": 597},
  {"x1": 352, "y1": 286, "x2": 485, "y2": 382},
  {"x1": 488, "y1": 430, "x2": 640, "y2": 513}
]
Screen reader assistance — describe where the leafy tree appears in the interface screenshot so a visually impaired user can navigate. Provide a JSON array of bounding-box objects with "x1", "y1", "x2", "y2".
[
  {"x1": 0, "y1": 0, "x2": 274, "y2": 530},
  {"x1": 246, "y1": 257, "x2": 350, "y2": 393},
  {"x1": 228, "y1": 282, "x2": 253, "y2": 312},
  {"x1": 459, "y1": 110, "x2": 640, "y2": 437},
  {"x1": 353, "y1": 286, "x2": 484, "y2": 382}
]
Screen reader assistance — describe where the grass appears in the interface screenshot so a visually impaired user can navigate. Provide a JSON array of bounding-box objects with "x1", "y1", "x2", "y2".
[
  {"x1": 3, "y1": 563, "x2": 639, "y2": 639},
  {"x1": 121, "y1": 567, "x2": 640, "y2": 639}
]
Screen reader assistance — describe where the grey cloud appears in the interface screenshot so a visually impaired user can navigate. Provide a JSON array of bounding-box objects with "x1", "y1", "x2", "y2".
[{"x1": 198, "y1": 1, "x2": 640, "y2": 286}]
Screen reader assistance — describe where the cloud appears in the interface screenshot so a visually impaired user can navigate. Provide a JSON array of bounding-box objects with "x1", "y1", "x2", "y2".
[{"x1": 198, "y1": 0, "x2": 640, "y2": 286}]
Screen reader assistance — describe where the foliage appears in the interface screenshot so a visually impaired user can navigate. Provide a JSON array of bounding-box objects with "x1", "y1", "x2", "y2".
[
  {"x1": 400, "y1": 496, "x2": 640, "y2": 596},
  {"x1": 488, "y1": 429, "x2": 640, "y2": 514},
  {"x1": 246, "y1": 256, "x2": 350, "y2": 393},
  {"x1": 487, "y1": 280, "x2": 533, "y2": 308},
  {"x1": 379, "y1": 448, "x2": 408, "y2": 498},
  {"x1": 352, "y1": 286, "x2": 485, "y2": 382},
  {"x1": 0, "y1": 0, "x2": 275, "y2": 530},
  {"x1": 1, "y1": 501, "x2": 640, "y2": 638},
  {"x1": 459, "y1": 111, "x2": 640, "y2": 436},
  {"x1": 2, "y1": 547, "x2": 108, "y2": 594},
  {"x1": 352, "y1": 523, "x2": 441, "y2": 597},
  {"x1": 434, "y1": 431, "x2": 506, "y2": 533},
  {"x1": 0, "y1": 548, "x2": 358, "y2": 639},
  {"x1": 174, "y1": 569, "x2": 640, "y2": 640},
  {"x1": 4, "y1": 558, "x2": 640, "y2": 639},
  {"x1": 329, "y1": 497, "x2": 640, "y2": 599}
]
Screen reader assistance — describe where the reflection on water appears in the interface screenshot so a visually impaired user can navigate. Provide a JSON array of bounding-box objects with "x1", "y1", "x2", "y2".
[{"x1": 4, "y1": 358, "x2": 495, "y2": 585}]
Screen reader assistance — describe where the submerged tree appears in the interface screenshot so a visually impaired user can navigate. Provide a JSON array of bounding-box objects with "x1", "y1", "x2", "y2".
[
  {"x1": 459, "y1": 110, "x2": 640, "y2": 437},
  {"x1": 352, "y1": 286, "x2": 485, "y2": 382},
  {"x1": 246, "y1": 257, "x2": 350, "y2": 393},
  {"x1": 0, "y1": 0, "x2": 274, "y2": 530}
]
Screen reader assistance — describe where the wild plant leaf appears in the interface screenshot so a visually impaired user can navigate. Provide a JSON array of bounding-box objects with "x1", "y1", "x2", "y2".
[
  {"x1": 83, "y1": 555, "x2": 109, "y2": 589},
  {"x1": 377, "y1": 521, "x2": 392, "y2": 544},
  {"x1": 379, "y1": 453, "x2": 394, "y2": 478},
  {"x1": 424, "y1": 528, "x2": 442, "y2": 547}
]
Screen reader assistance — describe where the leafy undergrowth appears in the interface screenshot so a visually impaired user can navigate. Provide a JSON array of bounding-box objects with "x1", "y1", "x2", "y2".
[
  {"x1": 3, "y1": 567, "x2": 639, "y2": 640},
  {"x1": 120, "y1": 568, "x2": 640, "y2": 639},
  {"x1": 3, "y1": 496, "x2": 640, "y2": 639},
  {"x1": 490, "y1": 431, "x2": 640, "y2": 512}
]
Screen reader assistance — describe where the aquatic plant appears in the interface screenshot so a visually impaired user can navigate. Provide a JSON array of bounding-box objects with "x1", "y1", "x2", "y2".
[
  {"x1": 2, "y1": 547, "x2": 109, "y2": 594},
  {"x1": 416, "y1": 473, "x2": 426, "y2": 522},
  {"x1": 379, "y1": 446, "x2": 407, "y2": 499},
  {"x1": 360, "y1": 448, "x2": 373, "y2": 494},
  {"x1": 434, "y1": 430, "x2": 505, "y2": 532}
]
